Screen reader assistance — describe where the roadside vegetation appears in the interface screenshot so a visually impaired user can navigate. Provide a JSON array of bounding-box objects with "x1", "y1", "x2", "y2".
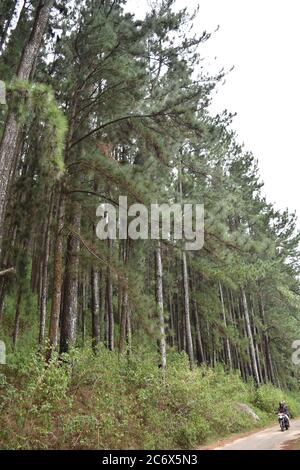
[{"x1": 1, "y1": 334, "x2": 299, "y2": 450}]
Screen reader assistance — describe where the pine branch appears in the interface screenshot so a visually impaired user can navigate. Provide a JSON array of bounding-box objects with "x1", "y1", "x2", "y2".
[{"x1": 0, "y1": 267, "x2": 16, "y2": 277}]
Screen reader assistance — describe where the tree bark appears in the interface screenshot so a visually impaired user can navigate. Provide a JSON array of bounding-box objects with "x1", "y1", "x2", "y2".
[
  {"x1": 118, "y1": 240, "x2": 127, "y2": 354},
  {"x1": 47, "y1": 187, "x2": 65, "y2": 358},
  {"x1": 81, "y1": 272, "x2": 86, "y2": 345},
  {"x1": 241, "y1": 288, "x2": 260, "y2": 385},
  {"x1": 155, "y1": 241, "x2": 167, "y2": 369},
  {"x1": 182, "y1": 251, "x2": 194, "y2": 369},
  {"x1": 106, "y1": 238, "x2": 114, "y2": 351},
  {"x1": 169, "y1": 294, "x2": 175, "y2": 347},
  {"x1": 193, "y1": 297, "x2": 205, "y2": 364},
  {"x1": 12, "y1": 289, "x2": 22, "y2": 350},
  {"x1": 60, "y1": 200, "x2": 81, "y2": 353},
  {"x1": 259, "y1": 292, "x2": 275, "y2": 384},
  {"x1": 38, "y1": 193, "x2": 53, "y2": 344},
  {"x1": 126, "y1": 306, "x2": 132, "y2": 356},
  {"x1": 219, "y1": 282, "x2": 232, "y2": 368},
  {"x1": 91, "y1": 265, "x2": 101, "y2": 351},
  {"x1": 119, "y1": 286, "x2": 128, "y2": 354},
  {"x1": 100, "y1": 269, "x2": 105, "y2": 342}
]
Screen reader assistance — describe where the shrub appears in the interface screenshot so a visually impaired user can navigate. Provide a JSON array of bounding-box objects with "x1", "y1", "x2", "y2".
[{"x1": 0, "y1": 347, "x2": 299, "y2": 449}]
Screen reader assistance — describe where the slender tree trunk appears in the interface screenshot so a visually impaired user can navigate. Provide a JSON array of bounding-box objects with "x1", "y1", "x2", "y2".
[
  {"x1": 155, "y1": 241, "x2": 167, "y2": 369},
  {"x1": 250, "y1": 306, "x2": 263, "y2": 383},
  {"x1": 100, "y1": 270, "x2": 105, "y2": 342},
  {"x1": 193, "y1": 298, "x2": 205, "y2": 363},
  {"x1": 118, "y1": 240, "x2": 127, "y2": 354},
  {"x1": 181, "y1": 300, "x2": 186, "y2": 352},
  {"x1": 106, "y1": 238, "x2": 114, "y2": 351},
  {"x1": 60, "y1": 200, "x2": 81, "y2": 353},
  {"x1": 105, "y1": 297, "x2": 109, "y2": 348},
  {"x1": 169, "y1": 294, "x2": 175, "y2": 347},
  {"x1": 241, "y1": 288, "x2": 260, "y2": 384},
  {"x1": 232, "y1": 292, "x2": 247, "y2": 379},
  {"x1": 119, "y1": 286, "x2": 128, "y2": 354},
  {"x1": 0, "y1": 0, "x2": 55, "y2": 253},
  {"x1": 126, "y1": 306, "x2": 132, "y2": 355},
  {"x1": 47, "y1": 188, "x2": 65, "y2": 358},
  {"x1": 81, "y1": 273, "x2": 86, "y2": 345},
  {"x1": 259, "y1": 293, "x2": 275, "y2": 384},
  {"x1": 178, "y1": 161, "x2": 193, "y2": 368},
  {"x1": 182, "y1": 251, "x2": 194, "y2": 369},
  {"x1": 31, "y1": 243, "x2": 40, "y2": 294},
  {"x1": 12, "y1": 289, "x2": 22, "y2": 350},
  {"x1": 91, "y1": 265, "x2": 100, "y2": 351},
  {"x1": 38, "y1": 193, "x2": 53, "y2": 344},
  {"x1": 147, "y1": 251, "x2": 151, "y2": 295},
  {"x1": 227, "y1": 288, "x2": 239, "y2": 369},
  {"x1": 219, "y1": 283, "x2": 232, "y2": 368},
  {"x1": 175, "y1": 293, "x2": 181, "y2": 351}
]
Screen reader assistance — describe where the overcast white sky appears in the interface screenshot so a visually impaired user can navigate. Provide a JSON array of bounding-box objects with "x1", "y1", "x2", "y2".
[{"x1": 125, "y1": 0, "x2": 300, "y2": 226}]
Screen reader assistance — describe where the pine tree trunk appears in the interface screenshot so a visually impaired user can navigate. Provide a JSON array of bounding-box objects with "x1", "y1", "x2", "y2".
[
  {"x1": 118, "y1": 240, "x2": 127, "y2": 354},
  {"x1": 232, "y1": 292, "x2": 247, "y2": 379},
  {"x1": 100, "y1": 270, "x2": 105, "y2": 342},
  {"x1": 91, "y1": 265, "x2": 100, "y2": 351},
  {"x1": 155, "y1": 241, "x2": 167, "y2": 369},
  {"x1": 241, "y1": 288, "x2": 260, "y2": 384},
  {"x1": 227, "y1": 288, "x2": 239, "y2": 369},
  {"x1": 193, "y1": 298, "x2": 205, "y2": 363},
  {"x1": 126, "y1": 306, "x2": 132, "y2": 355},
  {"x1": 60, "y1": 201, "x2": 81, "y2": 353},
  {"x1": 173, "y1": 293, "x2": 179, "y2": 351},
  {"x1": 219, "y1": 283, "x2": 232, "y2": 368},
  {"x1": 119, "y1": 286, "x2": 127, "y2": 354},
  {"x1": 81, "y1": 273, "x2": 86, "y2": 345},
  {"x1": 259, "y1": 293, "x2": 275, "y2": 384},
  {"x1": 169, "y1": 294, "x2": 175, "y2": 347},
  {"x1": 0, "y1": 0, "x2": 54, "y2": 253},
  {"x1": 251, "y1": 306, "x2": 263, "y2": 383},
  {"x1": 181, "y1": 301, "x2": 186, "y2": 352},
  {"x1": 255, "y1": 339, "x2": 263, "y2": 383},
  {"x1": 106, "y1": 238, "x2": 114, "y2": 351},
  {"x1": 31, "y1": 243, "x2": 41, "y2": 294},
  {"x1": 38, "y1": 193, "x2": 53, "y2": 344},
  {"x1": 182, "y1": 251, "x2": 194, "y2": 368},
  {"x1": 12, "y1": 289, "x2": 22, "y2": 350},
  {"x1": 47, "y1": 188, "x2": 65, "y2": 358}
]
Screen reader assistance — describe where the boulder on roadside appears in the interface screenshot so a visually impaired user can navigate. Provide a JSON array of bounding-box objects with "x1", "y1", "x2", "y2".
[{"x1": 235, "y1": 403, "x2": 260, "y2": 421}]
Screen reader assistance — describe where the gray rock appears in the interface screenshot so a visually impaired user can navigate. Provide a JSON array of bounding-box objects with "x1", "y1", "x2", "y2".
[
  {"x1": 0, "y1": 340, "x2": 6, "y2": 365},
  {"x1": 0, "y1": 81, "x2": 6, "y2": 105},
  {"x1": 235, "y1": 403, "x2": 260, "y2": 421}
]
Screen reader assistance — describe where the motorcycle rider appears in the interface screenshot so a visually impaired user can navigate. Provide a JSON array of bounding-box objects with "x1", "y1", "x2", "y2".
[{"x1": 277, "y1": 401, "x2": 290, "y2": 428}]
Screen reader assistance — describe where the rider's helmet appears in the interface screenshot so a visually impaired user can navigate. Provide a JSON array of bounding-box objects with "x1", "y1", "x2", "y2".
[{"x1": 279, "y1": 401, "x2": 285, "y2": 407}]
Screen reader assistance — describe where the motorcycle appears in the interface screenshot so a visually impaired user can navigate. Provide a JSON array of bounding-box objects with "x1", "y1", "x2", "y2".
[{"x1": 278, "y1": 412, "x2": 289, "y2": 431}]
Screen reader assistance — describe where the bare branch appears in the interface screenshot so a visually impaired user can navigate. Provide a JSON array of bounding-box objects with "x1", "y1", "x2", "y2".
[{"x1": 0, "y1": 267, "x2": 16, "y2": 277}]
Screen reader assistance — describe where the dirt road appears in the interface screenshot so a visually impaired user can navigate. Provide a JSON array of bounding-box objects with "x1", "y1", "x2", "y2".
[{"x1": 213, "y1": 418, "x2": 300, "y2": 450}]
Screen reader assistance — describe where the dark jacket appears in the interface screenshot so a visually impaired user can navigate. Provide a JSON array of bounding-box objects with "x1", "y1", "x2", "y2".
[{"x1": 277, "y1": 404, "x2": 289, "y2": 416}]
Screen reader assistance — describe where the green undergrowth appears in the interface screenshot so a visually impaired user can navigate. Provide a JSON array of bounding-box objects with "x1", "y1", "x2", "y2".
[{"x1": 0, "y1": 345, "x2": 299, "y2": 450}]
